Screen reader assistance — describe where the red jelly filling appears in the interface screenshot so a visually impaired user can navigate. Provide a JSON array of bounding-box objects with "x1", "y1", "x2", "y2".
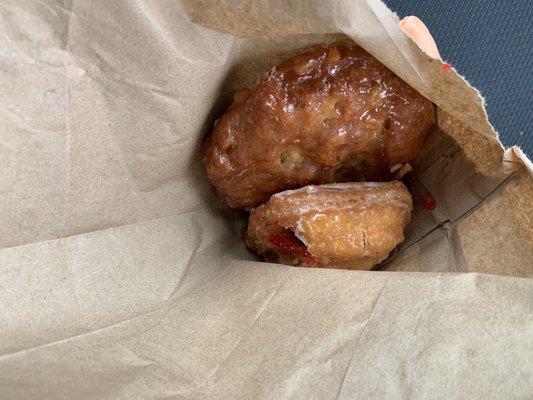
[{"x1": 268, "y1": 228, "x2": 319, "y2": 266}]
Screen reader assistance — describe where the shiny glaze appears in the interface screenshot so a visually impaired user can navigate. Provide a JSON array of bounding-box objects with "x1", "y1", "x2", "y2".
[
  {"x1": 203, "y1": 44, "x2": 434, "y2": 209},
  {"x1": 245, "y1": 182, "x2": 413, "y2": 269}
]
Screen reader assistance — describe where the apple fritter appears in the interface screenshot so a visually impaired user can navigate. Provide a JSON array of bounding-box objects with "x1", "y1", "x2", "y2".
[{"x1": 203, "y1": 44, "x2": 434, "y2": 209}]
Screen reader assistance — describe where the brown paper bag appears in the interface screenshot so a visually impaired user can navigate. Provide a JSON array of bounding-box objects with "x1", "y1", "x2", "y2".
[{"x1": 1, "y1": 1, "x2": 531, "y2": 399}]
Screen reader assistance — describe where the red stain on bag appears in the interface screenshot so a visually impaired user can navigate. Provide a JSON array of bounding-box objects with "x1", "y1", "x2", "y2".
[
  {"x1": 421, "y1": 193, "x2": 437, "y2": 210},
  {"x1": 441, "y1": 63, "x2": 452, "y2": 72}
]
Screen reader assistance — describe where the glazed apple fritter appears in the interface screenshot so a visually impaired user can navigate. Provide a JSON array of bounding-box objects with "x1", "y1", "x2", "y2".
[{"x1": 202, "y1": 44, "x2": 434, "y2": 210}]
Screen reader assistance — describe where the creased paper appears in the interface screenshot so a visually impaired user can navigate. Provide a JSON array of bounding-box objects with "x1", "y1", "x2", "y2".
[{"x1": 1, "y1": 0, "x2": 532, "y2": 399}]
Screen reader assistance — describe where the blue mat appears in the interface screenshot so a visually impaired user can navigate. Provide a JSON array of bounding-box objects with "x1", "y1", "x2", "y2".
[{"x1": 385, "y1": 0, "x2": 532, "y2": 156}]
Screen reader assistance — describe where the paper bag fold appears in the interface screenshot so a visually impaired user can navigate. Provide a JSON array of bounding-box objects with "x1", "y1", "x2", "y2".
[{"x1": 1, "y1": 0, "x2": 531, "y2": 399}]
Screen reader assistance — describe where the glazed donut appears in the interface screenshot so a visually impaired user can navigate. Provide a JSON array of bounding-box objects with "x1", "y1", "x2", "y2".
[
  {"x1": 202, "y1": 44, "x2": 434, "y2": 210},
  {"x1": 245, "y1": 181, "x2": 412, "y2": 269}
]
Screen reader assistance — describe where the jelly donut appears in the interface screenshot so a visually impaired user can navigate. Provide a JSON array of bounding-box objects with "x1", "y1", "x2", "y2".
[{"x1": 245, "y1": 181, "x2": 412, "y2": 269}]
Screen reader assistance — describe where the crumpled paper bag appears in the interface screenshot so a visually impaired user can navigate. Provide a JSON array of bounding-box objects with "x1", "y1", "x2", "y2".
[{"x1": 0, "y1": 0, "x2": 531, "y2": 399}]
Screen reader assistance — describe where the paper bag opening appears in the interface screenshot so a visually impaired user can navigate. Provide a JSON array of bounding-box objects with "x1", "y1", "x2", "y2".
[
  {"x1": 182, "y1": 11, "x2": 531, "y2": 276},
  {"x1": 1, "y1": 2, "x2": 532, "y2": 399}
]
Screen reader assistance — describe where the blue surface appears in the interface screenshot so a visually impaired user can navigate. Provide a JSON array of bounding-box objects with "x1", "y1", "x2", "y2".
[{"x1": 384, "y1": 0, "x2": 532, "y2": 155}]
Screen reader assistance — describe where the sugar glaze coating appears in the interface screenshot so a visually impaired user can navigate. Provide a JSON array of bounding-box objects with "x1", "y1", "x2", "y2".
[
  {"x1": 245, "y1": 181, "x2": 413, "y2": 269},
  {"x1": 203, "y1": 44, "x2": 434, "y2": 209}
]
